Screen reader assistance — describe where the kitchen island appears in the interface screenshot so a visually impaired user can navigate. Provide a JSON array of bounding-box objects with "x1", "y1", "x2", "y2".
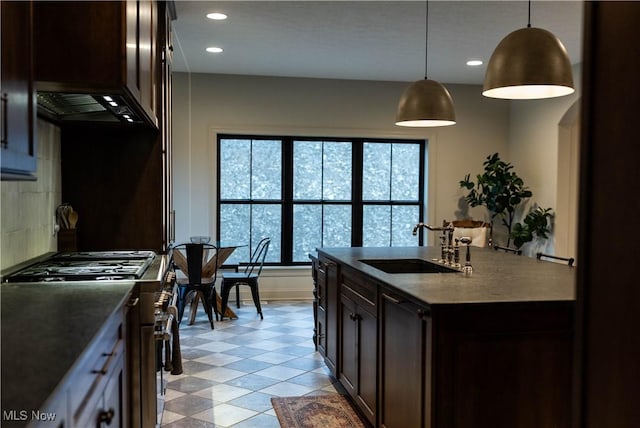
[
  {"x1": 0, "y1": 281, "x2": 135, "y2": 427},
  {"x1": 313, "y1": 246, "x2": 575, "y2": 428}
]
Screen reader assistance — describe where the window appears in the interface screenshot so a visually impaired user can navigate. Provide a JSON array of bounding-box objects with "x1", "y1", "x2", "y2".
[{"x1": 218, "y1": 135, "x2": 425, "y2": 265}]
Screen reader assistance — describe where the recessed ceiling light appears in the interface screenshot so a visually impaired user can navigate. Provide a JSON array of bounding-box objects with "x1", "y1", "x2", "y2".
[
  {"x1": 206, "y1": 47, "x2": 223, "y2": 54},
  {"x1": 466, "y1": 59, "x2": 484, "y2": 66},
  {"x1": 206, "y1": 12, "x2": 227, "y2": 20}
]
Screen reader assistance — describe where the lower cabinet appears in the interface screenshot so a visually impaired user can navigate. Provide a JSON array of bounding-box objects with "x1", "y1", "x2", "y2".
[
  {"x1": 72, "y1": 305, "x2": 126, "y2": 428},
  {"x1": 314, "y1": 256, "x2": 339, "y2": 375},
  {"x1": 34, "y1": 297, "x2": 129, "y2": 428},
  {"x1": 317, "y1": 252, "x2": 574, "y2": 428},
  {"x1": 339, "y1": 279, "x2": 377, "y2": 426},
  {"x1": 379, "y1": 290, "x2": 430, "y2": 428},
  {"x1": 75, "y1": 348, "x2": 124, "y2": 428}
]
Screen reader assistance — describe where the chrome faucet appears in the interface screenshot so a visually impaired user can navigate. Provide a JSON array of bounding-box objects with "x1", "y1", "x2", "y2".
[
  {"x1": 413, "y1": 221, "x2": 455, "y2": 264},
  {"x1": 411, "y1": 221, "x2": 454, "y2": 235},
  {"x1": 459, "y1": 237, "x2": 473, "y2": 275}
]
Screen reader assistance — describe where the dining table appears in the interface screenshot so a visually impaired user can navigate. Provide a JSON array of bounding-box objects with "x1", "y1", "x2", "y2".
[{"x1": 171, "y1": 240, "x2": 247, "y2": 322}]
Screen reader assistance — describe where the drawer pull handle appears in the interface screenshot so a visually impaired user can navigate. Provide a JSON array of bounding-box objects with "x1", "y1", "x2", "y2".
[
  {"x1": 1, "y1": 93, "x2": 8, "y2": 149},
  {"x1": 382, "y1": 293, "x2": 402, "y2": 304},
  {"x1": 127, "y1": 297, "x2": 140, "y2": 307},
  {"x1": 98, "y1": 408, "x2": 115, "y2": 425},
  {"x1": 92, "y1": 368, "x2": 108, "y2": 375}
]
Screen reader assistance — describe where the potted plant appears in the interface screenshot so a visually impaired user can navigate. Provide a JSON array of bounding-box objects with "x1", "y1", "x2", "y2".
[
  {"x1": 510, "y1": 206, "x2": 554, "y2": 249},
  {"x1": 459, "y1": 153, "x2": 532, "y2": 247}
]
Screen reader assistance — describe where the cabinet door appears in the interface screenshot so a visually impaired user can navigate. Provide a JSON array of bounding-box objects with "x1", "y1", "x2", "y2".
[
  {"x1": 100, "y1": 354, "x2": 124, "y2": 428},
  {"x1": 324, "y1": 260, "x2": 339, "y2": 373},
  {"x1": 0, "y1": 0, "x2": 36, "y2": 180},
  {"x1": 339, "y1": 292, "x2": 358, "y2": 395},
  {"x1": 380, "y1": 292, "x2": 431, "y2": 428},
  {"x1": 126, "y1": 0, "x2": 157, "y2": 126},
  {"x1": 315, "y1": 259, "x2": 328, "y2": 356},
  {"x1": 340, "y1": 284, "x2": 377, "y2": 426},
  {"x1": 357, "y1": 303, "x2": 377, "y2": 424}
]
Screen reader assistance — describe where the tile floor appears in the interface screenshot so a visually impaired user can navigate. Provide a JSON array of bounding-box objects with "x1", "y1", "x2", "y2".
[{"x1": 160, "y1": 300, "x2": 339, "y2": 427}]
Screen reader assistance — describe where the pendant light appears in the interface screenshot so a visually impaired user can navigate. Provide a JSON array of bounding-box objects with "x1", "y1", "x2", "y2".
[
  {"x1": 483, "y1": 0, "x2": 574, "y2": 99},
  {"x1": 396, "y1": 0, "x2": 455, "y2": 127}
]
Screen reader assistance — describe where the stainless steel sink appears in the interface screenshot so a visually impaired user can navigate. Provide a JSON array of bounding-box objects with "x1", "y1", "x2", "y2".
[{"x1": 359, "y1": 258, "x2": 459, "y2": 274}]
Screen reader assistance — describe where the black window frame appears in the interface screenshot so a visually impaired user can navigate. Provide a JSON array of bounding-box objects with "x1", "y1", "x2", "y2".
[{"x1": 217, "y1": 134, "x2": 426, "y2": 266}]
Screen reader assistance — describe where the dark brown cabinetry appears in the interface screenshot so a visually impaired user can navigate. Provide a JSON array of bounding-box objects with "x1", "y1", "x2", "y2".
[
  {"x1": 317, "y1": 249, "x2": 574, "y2": 428},
  {"x1": 313, "y1": 255, "x2": 339, "y2": 374},
  {"x1": 339, "y1": 269, "x2": 377, "y2": 426},
  {"x1": 33, "y1": 0, "x2": 158, "y2": 126},
  {"x1": 159, "y1": 0, "x2": 175, "y2": 244},
  {"x1": 1, "y1": 0, "x2": 37, "y2": 180},
  {"x1": 72, "y1": 301, "x2": 127, "y2": 428},
  {"x1": 55, "y1": 1, "x2": 174, "y2": 252},
  {"x1": 432, "y1": 303, "x2": 572, "y2": 428},
  {"x1": 380, "y1": 290, "x2": 430, "y2": 428}
]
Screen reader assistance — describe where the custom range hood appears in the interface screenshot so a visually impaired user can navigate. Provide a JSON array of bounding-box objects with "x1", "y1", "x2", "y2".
[
  {"x1": 33, "y1": 1, "x2": 159, "y2": 128},
  {"x1": 37, "y1": 92, "x2": 145, "y2": 124}
]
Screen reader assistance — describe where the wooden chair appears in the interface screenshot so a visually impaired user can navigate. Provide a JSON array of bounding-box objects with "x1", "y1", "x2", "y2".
[
  {"x1": 220, "y1": 237, "x2": 271, "y2": 320},
  {"x1": 451, "y1": 219, "x2": 491, "y2": 247},
  {"x1": 536, "y1": 252, "x2": 575, "y2": 266},
  {"x1": 493, "y1": 245, "x2": 522, "y2": 255}
]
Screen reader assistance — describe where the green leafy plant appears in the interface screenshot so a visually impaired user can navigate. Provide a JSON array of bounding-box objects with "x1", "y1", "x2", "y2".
[
  {"x1": 511, "y1": 207, "x2": 554, "y2": 249},
  {"x1": 459, "y1": 153, "x2": 533, "y2": 247}
]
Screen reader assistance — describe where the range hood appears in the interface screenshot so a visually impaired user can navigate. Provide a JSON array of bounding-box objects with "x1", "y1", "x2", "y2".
[{"x1": 37, "y1": 92, "x2": 145, "y2": 124}]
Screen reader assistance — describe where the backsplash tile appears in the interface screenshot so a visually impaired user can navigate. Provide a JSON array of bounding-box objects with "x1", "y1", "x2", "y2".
[{"x1": 1, "y1": 120, "x2": 61, "y2": 270}]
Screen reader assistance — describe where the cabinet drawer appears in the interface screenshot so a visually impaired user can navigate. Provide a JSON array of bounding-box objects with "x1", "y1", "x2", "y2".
[
  {"x1": 316, "y1": 261, "x2": 329, "y2": 310},
  {"x1": 74, "y1": 344, "x2": 124, "y2": 428},
  {"x1": 341, "y1": 272, "x2": 377, "y2": 309},
  {"x1": 317, "y1": 305, "x2": 327, "y2": 354},
  {"x1": 69, "y1": 311, "x2": 124, "y2": 424}
]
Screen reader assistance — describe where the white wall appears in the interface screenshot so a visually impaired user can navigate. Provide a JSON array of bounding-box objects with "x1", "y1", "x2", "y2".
[
  {"x1": 172, "y1": 72, "x2": 510, "y2": 300},
  {"x1": 509, "y1": 63, "x2": 582, "y2": 257},
  {"x1": 1, "y1": 119, "x2": 62, "y2": 270}
]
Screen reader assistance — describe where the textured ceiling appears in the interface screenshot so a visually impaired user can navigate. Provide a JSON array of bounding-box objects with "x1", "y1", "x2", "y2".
[{"x1": 171, "y1": 1, "x2": 583, "y2": 84}]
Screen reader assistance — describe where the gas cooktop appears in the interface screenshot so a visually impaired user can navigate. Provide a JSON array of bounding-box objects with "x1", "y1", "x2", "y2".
[
  {"x1": 4, "y1": 250, "x2": 156, "y2": 282},
  {"x1": 50, "y1": 250, "x2": 156, "y2": 260}
]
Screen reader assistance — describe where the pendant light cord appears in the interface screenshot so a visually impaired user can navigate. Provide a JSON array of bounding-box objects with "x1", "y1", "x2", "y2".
[
  {"x1": 424, "y1": 0, "x2": 429, "y2": 80},
  {"x1": 527, "y1": 0, "x2": 532, "y2": 28}
]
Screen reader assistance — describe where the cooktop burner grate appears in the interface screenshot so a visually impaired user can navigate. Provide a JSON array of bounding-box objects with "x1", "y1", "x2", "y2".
[{"x1": 4, "y1": 251, "x2": 156, "y2": 282}]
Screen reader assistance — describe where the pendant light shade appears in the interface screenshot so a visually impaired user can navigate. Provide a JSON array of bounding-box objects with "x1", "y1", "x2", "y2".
[
  {"x1": 395, "y1": 1, "x2": 456, "y2": 127},
  {"x1": 483, "y1": 24, "x2": 574, "y2": 99},
  {"x1": 395, "y1": 79, "x2": 456, "y2": 127}
]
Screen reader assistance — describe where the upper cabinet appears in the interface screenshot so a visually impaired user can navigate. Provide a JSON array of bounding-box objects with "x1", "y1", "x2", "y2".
[
  {"x1": 33, "y1": 0, "x2": 158, "y2": 127},
  {"x1": 1, "y1": 1, "x2": 37, "y2": 180}
]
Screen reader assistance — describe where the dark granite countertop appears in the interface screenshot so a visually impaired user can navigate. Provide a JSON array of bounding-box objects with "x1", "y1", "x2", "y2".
[
  {"x1": 317, "y1": 246, "x2": 575, "y2": 305},
  {"x1": 0, "y1": 281, "x2": 135, "y2": 425}
]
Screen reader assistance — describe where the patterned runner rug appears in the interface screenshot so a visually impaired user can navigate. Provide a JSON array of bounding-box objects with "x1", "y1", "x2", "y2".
[{"x1": 271, "y1": 395, "x2": 367, "y2": 428}]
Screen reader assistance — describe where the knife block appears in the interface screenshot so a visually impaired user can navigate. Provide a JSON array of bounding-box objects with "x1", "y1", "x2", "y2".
[{"x1": 57, "y1": 229, "x2": 77, "y2": 252}]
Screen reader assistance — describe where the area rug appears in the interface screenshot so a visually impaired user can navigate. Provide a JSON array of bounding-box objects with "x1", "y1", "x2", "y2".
[{"x1": 271, "y1": 395, "x2": 366, "y2": 428}]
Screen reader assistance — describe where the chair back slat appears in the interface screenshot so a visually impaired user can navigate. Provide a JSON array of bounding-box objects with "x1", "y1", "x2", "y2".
[
  {"x1": 186, "y1": 243, "x2": 204, "y2": 284},
  {"x1": 243, "y1": 237, "x2": 271, "y2": 276},
  {"x1": 172, "y1": 243, "x2": 218, "y2": 284}
]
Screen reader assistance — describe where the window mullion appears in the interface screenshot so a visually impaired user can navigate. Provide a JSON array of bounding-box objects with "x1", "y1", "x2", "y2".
[
  {"x1": 353, "y1": 139, "x2": 363, "y2": 247},
  {"x1": 282, "y1": 137, "x2": 293, "y2": 265}
]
